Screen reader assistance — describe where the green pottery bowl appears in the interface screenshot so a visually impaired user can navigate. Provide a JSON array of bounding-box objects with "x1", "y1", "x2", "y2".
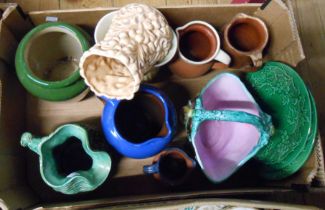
[
  {"x1": 21, "y1": 124, "x2": 111, "y2": 194},
  {"x1": 15, "y1": 22, "x2": 91, "y2": 101}
]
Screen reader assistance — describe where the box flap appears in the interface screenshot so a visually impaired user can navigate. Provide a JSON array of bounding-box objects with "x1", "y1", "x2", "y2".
[
  {"x1": 1, "y1": 3, "x2": 33, "y2": 41},
  {"x1": 27, "y1": 4, "x2": 260, "y2": 28},
  {"x1": 0, "y1": 3, "x2": 32, "y2": 65},
  {"x1": 0, "y1": 22, "x2": 17, "y2": 65},
  {"x1": 254, "y1": 0, "x2": 305, "y2": 67}
]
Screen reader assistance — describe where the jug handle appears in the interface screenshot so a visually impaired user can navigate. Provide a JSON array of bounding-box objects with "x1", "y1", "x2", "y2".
[
  {"x1": 21, "y1": 132, "x2": 42, "y2": 155},
  {"x1": 249, "y1": 52, "x2": 263, "y2": 67},
  {"x1": 143, "y1": 162, "x2": 159, "y2": 175},
  {"x1": 99, "y1": 95, "x2": 120, "y2": 104},
  {"x1": 214, "y1": 49, "x2": 231, "y2": 65}
]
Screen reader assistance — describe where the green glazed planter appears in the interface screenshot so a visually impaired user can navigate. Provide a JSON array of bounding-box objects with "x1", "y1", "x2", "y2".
[
  {"x1": 246, "y1": 61, "x2": 312, "y2": 172},
  {"x1": 15, "y1": 22, "x2": 91, "y2": 101},
  {"x1": 21, "y1": 124, "x2": 111, "y2": 194}
]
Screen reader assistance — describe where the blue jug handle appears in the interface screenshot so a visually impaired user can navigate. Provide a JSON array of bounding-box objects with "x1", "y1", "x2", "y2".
[{"x1": 143, "y1": 162, "x2": 159, "y2": 174}]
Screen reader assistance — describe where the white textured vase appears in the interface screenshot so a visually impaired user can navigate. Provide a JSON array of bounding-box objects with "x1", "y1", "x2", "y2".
[{"x1": 80, "y1": 4, "x2": 173, "y2": 100}]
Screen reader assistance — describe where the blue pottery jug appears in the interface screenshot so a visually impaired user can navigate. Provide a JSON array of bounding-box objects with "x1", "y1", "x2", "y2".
[{"x1": 101, "y1": 85, "x2": 177, "y2": 159}]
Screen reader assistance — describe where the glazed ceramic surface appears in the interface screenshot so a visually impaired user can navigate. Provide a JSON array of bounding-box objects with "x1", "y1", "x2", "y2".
[
  {"x1": 185, "y1": 73, "x2": 272, "y2": 183},
  {"x1": 101, "y1": 84, "x2": 177, "y2": 159},
  {"x1": 80, "y1": 4, "x2": 173, "y2": 100},
  {"x1": 247, "y1": 62, "x2": 312, "y2": 170},
  {"x1": 20, "y1": 124, "x2": 111, "y2": 194},
  {"x1": 16, "y1": 22, "x2": 91, "y2": 101},
  {"x1": 259, "y1": 90, "x2": 317, "y2": 180},
  {"x1": 168, "y1": 55, "x2": 215, "y2": 78},
  {"x1": 223, "y1": 13, "x2": 268, "y2": 70},
  {"x1": 94, "y1": 10, "x2": 177, "y2": 68},
  {"x1": 143, "y1": 147, "x2": 196, "y2": 185},
  {"x1": 169, "y1": 21, "x2": 231, "y2": 78},
  {"x1": 94, "y1": 11, "x2": 118, "y2": 44}
]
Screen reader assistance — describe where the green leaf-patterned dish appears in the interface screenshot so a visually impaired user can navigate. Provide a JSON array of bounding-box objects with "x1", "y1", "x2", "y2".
[
  {"x1": 246, "y1": 61, "x2": 312, "y2": 168},
  {"x1": 259, "y1": 90, "x2": 317, "y2": 180}
]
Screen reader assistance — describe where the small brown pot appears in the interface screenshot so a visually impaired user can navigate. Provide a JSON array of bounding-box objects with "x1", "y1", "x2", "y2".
[{"x1": 143, "y1": 147, "x2": 196, "y2": 185}]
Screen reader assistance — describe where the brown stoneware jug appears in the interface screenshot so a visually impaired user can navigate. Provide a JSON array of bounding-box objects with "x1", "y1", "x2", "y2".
[
  {"x1": 222, "y1": 13, "x2": 269, "y2": 70},
  {"x1": 169, "y1": 21, "x2": 231, "y2": 78}
]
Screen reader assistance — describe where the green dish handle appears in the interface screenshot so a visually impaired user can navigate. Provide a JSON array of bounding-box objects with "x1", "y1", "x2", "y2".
[{"x1": 21, "y1": 132, "x2": 43, "y2": 155}]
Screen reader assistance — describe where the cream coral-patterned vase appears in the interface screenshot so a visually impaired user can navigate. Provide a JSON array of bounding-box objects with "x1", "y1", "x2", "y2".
[{"x1": 80, "y1": 4, "x2": 173, "y2": 100}]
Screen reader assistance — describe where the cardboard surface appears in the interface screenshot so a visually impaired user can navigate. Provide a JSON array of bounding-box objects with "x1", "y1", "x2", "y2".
[
  {"x1": 255, "y1": 0, "x2": 305, "y2": 66},
  {"x1": 0, "y1": 21, "x2": 17, "y2": 65},
  {"x1": 0, "y1": 62, "x2": 38, "y2": 209},
  {"x1": 0, "y1": 4, "x2": 32, "y2": 65},
  {"x1": 40, "y1": 198, "x2": 321, "y2": 209},
  {"x1": 0, "y1": 1, "x2": 323, "y2": 209},
  {"x1": 93, "y1": 198, "x2": 320, "y2": 210},
  {"x1": 26, "y1": 1, "x2": 305, "y2": 67}
]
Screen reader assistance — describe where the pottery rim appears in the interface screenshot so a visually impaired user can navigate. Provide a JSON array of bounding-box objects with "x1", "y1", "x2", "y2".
[
  {"x1": 20, "y1": 124, "x2": 112, "y2": 194},
  {"x1": 152, "y1": 148, "x2": 196, "y2": 181},
  {"x1": 101, "y1": 85, "x2": 176, "y2": 159},
  {"x1": 224, "y1": 13, "x2": 269, "y2": 56},
  {"x1": 93, "y1": 11, "x2": 177, "y2": 67},
  {"x1": 260, "y1": 89, "x2": 317, "y2": 180},
  {"x1": 94, "y1": 11, "x2": 119, "y2": 44},
  {"x1": 109, "y1": 86, "x2": 172, "y2": 141},
  {"x1": 176, "y1": 20, "x2": 221, "y2": 65},
  {"x1": 79, "y1": 50, "x2": 139, "y2": 100},
  {"x1": 16, "y1": 22, "x2": 91, "y2": 89},
  {"x1": 250, "y1": 61, "x2": 312, "y2": 168}
]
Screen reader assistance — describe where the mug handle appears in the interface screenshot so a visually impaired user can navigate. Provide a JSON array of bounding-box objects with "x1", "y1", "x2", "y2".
[
  {"x1": 250, "y1": 52, "x2": 263, "y2": 67},
  {"x1": 143, "y1": 162, "x2": 159, "y2": 175},
  {"x1": 214, "y1": 49, "x2": 231, "y2": 65}
]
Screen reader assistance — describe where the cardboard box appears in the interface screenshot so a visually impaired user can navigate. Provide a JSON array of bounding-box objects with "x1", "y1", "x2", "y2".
[{"x1": 0, "y1": 0, "x2": 324, "y2": 209}]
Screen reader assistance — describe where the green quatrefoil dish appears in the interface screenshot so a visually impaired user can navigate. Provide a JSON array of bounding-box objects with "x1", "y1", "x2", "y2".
[
  {"x1": 21, "y1": 124, "x2": 111, "y2": 194},
  {"x1": 246, "y1": 61, "x2": 316, "y2": 180},
  {"x1": 259, "y1": 90, "x2": 318, "y2": 180}
]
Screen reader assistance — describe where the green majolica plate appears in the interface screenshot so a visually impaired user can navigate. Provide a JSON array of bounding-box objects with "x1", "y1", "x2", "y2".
[
  {"x1": 246, "y1": 61, "x2": 312, "y2": 168},
  {"x1": 260, "y1": 90, "x2": 317, "y2": 180}
]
